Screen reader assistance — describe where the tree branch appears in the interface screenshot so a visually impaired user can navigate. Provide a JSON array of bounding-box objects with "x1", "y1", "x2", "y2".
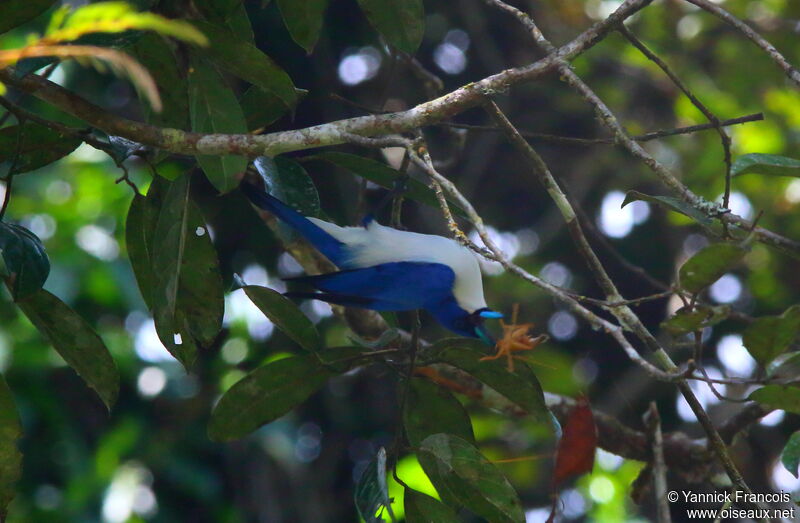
[
  {"x1": 617, "y1": 25, "x2": 734, "y2": 228},
  {"x1": 436, "y1": 113, "x2": 763, "y2": 146},
  {"x1": 480, "y1": 0, "x2": 764, "y2": 505},
  {"x1": 0, "y1": 0, "x2": 653, "y2": 158},
  {"x1": 684, "y1": 0, "x2": 800, "y2": 87}
]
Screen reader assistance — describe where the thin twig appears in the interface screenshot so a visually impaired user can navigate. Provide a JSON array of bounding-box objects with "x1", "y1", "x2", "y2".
[
  {"x1": 391, "y1": 150, "x2": 411, "y2": 228},
  {"x1": 685, "y1": 0, "x2": 800, "y2": 87},
  {"x1": 480, "y1": 0, "x2": 763, "y2": 506},
  {"x1": 436, "y1": 114, "x2": 762, "y2": 146},
  {"x1": 0, "y1": 96, "x2": 140, "y2": 194},
  {"x1": 618, "y1": 25, "x2": 734, "y2": 236},
  {"x1": 408, "y1": 141, "x2": 681, "y2": 382},
  {"x1": 644, "y1": 403, "x2": 671, "y2": 523}
]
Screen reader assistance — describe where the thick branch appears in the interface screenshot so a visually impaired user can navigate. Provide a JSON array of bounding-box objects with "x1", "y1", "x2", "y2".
[{"x1": 0, "y1": 0, "x2": 653, "y2": 157}]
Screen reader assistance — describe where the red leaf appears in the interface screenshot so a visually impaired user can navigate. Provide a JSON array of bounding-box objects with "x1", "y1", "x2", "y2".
[
  {"x1": 553, "y1": 395, "x2": 597, "y2": 487},
  {"x1": 548, "y1": 395, "x2": 597, "y2": 522}
]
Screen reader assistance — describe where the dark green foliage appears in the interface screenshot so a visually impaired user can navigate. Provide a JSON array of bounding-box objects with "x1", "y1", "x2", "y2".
[
  {"x1": 125, "y1": 185, "x2": 163, "y2": 309},
  {"x1": 239, "y1": 85, "x2": 296, "y2": 131},
  {"x1": 743, "y1": 305, "x2": 800, "y2": 366},
  {"x1": 0, "y1": 123, "x2": 81, "y2": 175},
  {"x1": 661, "y1": 305, "x2": 730, "y2": 335},
  {"x1": 188, "y1": 56, "x2": 248, "y2": 194},
  {"x1": 0, "y1": 375, "x2": 21, "y2": 519},
  {"x1": 678, "y1": 242, "x2": 747, "y2": 294},
  {"x1": 190, "y1": 21, "x2": 301, "y2": 110},
  {"x1": 356, "y1": 0, "x2": 424, "y2": 54},
  {"x1": 276, "y1": 0, "x2": 329, "y2": 53},
  {"x1": 208, "y1": 355, "x2": 333, "y2": 441},
  {"x1": 128, "y1": 33, "x2": 189, "y2": 132},
  {"x1": 404, "y1": 377, "x2": 474, "y2": 447},
  {"x1": 749, "y1": 385, "x2": 800, "y2": 413},
  {"x1": 418, "y1": 434, "x2": 524, "y2": 523},
  {"x1": 429, "y1": 338, "x2": 549, "y2": 421},
  {"x1": 622, "y1": 190, "x2": 714, "y2": 226},
  {"x1": 404, "y1": 489, "x2": 460, "y2": 523},
  {"x1": 243, "y1": 285, "x2": 322, "y2": 352},
  {"x1": 732, "y1": 153, "x2": 800, "y2": 178},
  {"x1": 18, "y1": 289, "x2": 119, "y2": 409},
  {"x1": 0, "y1": 0, "x2": 58, "y2": 35},
  {"x1": 149, "y1": 174, "x2": 224, "y2": 367},
  {"x1": 782, "y1": 431, "x2": 800, "y2": 478},
  {"x1": 253, "y1": 156, "x2": 321, "y2": 218},
  {"x1": 309, "y1": 152, "x2": 467, "y2": 218}
]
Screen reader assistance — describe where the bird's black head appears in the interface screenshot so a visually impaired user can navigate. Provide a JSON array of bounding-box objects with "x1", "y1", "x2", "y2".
[{"x1": 468, "y1": 307, "x2": 503, "y2": 346}]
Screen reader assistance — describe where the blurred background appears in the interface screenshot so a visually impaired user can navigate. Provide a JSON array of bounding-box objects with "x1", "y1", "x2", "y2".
[{"x1": 2, "y1": 0, "x2": 800, "y2": 520}]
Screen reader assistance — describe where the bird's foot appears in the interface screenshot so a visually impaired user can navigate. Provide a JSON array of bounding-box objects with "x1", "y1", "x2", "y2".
[{"x1": 480, "y1": 323, "x2": 549, "y2": 372}]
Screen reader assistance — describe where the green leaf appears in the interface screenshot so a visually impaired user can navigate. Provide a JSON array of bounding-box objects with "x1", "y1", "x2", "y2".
[
  {"x1": 678, "y1": 242, "x2": 746, "y2": 294},
  {"x1": 195, "y1": 0, "x2": 243, "y2": 23},
  {"x1": 782, "y1": 431, "x2": 800, "y2": 478},
  {"x1": 404, "y1": 377, "x2": 474, "y2": 447},
  {"x1": 356, "y1": 0, "x2": 424, "y2": 54},
  {"x1": 242, "y1": 285, "x2": 322, "y2": 352},
  {"x1": 308, "y1": 152, "x2": 467, "y2": 218},
  {"x1": 276, "y1": 0, "x2": 329, "y2": 53},
  {"x1": 404, "y1": 489, "x2": 459, "y2": 523},
  {"x1": 0, "y1": 0, "x2": 57, "y2": 35},
  {"x1": 253, "y1": 156, "x2": 321, "y2": 218},
  {"x1": 196, "y1": 0, "x2": 256, "y2": 43},
  {"x1": 0, "y1": 123, "x2": 82, "y2": 175},
  {"x1": 239, "y1": 86, "x2": 296, "y2": 131},
  {"x1": 749, "y1": 385, "x2": 800, "y2": 414},
  {"x1": 188, "y1": 55, "x2": 249, "y2": 193},
  {"x1": 660, "y1": 305, "x2": 730, "y2": 335},
  {"x1": 0, "y1": 222, "x2": 50, "y2": 301},
  {"x1": 418, "y1": 434, "x2": 524, "y2": 523},
  {"x1": 125, "y1": 178, "x2": 168, "y2": 308},
  {"x1": 18, "y1": 289, "x2": 119, "y2": 409},
  {"x1": 732, "y1": 153, "x2": 800, "y2": 178},
  {"x1": 743, "y1": 305, "x2": 800, "y2": 366},
  {"x1": 430, "y1": 338, "x2": 548, "y2": 421},
  {"x1": 128, "y1": 34, "x2": 189, "y2": 132},
  {"x1": 208, "y1": 355, "x2": 332, "y2": 441},
  {"x1": 0, "y1": 375, "x2": 22, "y2": 520},
  {"x1": 622, "y1": 190, "x2": 713, "y2": 227},
  {"x1": 151, "y1": 174, "x2": 224, "y2": 367},
  {"x1": 191, "y1": 21, "x2": 300, "y2": 110},
  {"x1": 355, "y1": 448, "x2": 396, "y2": 523}
]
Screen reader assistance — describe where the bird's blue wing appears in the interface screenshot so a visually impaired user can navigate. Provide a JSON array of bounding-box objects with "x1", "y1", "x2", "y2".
[
  {"x1": 287, "y1": 262, "x2": 456, "y2": 311},
  {"x1": 241, "y1": 181, "x2": 348, "y2": 267},
  {"x1": 283, "y1": 291, "x2": 406, "y2": 311}
]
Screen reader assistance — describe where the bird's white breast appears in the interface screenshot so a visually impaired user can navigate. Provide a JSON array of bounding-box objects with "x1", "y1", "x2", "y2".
[{"x1": 307, "y1": 217, "x2": 487, "y2": 312}]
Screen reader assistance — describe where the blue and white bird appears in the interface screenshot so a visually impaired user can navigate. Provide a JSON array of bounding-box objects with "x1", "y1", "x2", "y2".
[{"x1": 241, "y1": 180, "x2": 503, "y2": 343}]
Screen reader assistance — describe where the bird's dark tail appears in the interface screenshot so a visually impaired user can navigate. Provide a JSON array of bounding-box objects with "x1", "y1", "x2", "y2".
[{"x1": 240, "y1": 180, "x2": 347, "y2": 267}]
